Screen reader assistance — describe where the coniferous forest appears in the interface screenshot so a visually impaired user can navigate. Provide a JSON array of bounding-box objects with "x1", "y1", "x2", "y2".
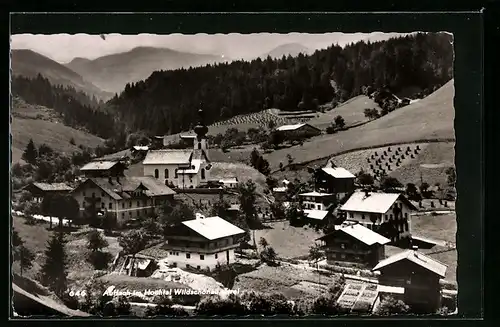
[
  {"x1": 11, "y1": 32, "x2": 453, "y2": 141},
  {"x1": 11, "y1": 74, "x2": 115, "y2": 139}
]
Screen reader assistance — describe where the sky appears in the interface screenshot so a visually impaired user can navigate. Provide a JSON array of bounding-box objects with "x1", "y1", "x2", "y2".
[{"x1": 10, "y1": 32, "x2": 406, "y2": 64}]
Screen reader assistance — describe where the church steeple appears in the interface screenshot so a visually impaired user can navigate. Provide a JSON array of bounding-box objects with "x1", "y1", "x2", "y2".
[{"x1": 194, "y1": 107, "x2": 208, "y2": 141}]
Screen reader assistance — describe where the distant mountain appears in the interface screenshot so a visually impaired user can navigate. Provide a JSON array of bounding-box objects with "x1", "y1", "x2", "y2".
[
  {"x1": 65, "y1": 46, "x2": 227, "y2": 94},
  {"x1": 261, "y1": 43, "x2": 312, "y2": 59},
  {"x1": 10, "y1": 49, "x2": 112, "y2": 101}
]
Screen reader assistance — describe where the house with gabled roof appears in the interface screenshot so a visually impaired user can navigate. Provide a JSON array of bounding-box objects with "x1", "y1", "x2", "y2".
[
  {"x1": 22, "y1": 182, "x2": 73, "y2": 203},
  {"x1": 162, "y1": 215, "x2": 245, "y2": 271},
  {"x1": 71, "y1": 175, "x2": 175, "y2": 227},
  {"x1": 317, "y1": 222, "x2": 391, "y2": 268},
  {"x1": 312, "y1": 162, "x2": 356, "y2": 197},
  {"x1": 80, "y1": 160, "x2": 128, "y2": 178},
  {"x1": 340, "y1": 190, "x2": 417, "y2": 243},
  {"x1": 372, "y1": 246, "x2": 448, "y2": 312},
  {"x1": 142, "y1": 109, "x2": 213, "y2": 189}
]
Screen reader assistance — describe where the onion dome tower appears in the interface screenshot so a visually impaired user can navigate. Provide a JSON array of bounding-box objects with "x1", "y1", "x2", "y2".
[{"x1": 194, "y1": 108, "x2": 208, "y2": 141}]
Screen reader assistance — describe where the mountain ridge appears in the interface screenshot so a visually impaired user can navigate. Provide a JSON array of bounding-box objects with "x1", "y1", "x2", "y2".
[
  {"x1": 65, "y1": 46, "x2": 228, "y2": 94},
  {"x1": 11, "y1": 49, "x2": 112, "y2": 101},
  {"x1": 261, "y1": 43, "x2": 312, "y2": 59}
]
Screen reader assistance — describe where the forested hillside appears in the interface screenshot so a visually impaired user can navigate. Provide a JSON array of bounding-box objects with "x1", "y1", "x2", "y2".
[
  {"x1": 11, "y1": 75, "x2": 117, "y2": 139},
  {"x1": 106, "y1": 32, "x2": 453, "y2": 136}
]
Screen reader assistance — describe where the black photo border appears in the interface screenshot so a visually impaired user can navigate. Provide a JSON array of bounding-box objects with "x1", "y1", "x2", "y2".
[{"x1": 5, "y1": 3, "x2": 491, "y2": 325}]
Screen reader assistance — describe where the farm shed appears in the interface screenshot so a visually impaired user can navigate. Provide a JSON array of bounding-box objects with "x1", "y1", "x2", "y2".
[
  {"x1": 372, "y1": 247, "x2": 447, "y2": 313},
  {"x1": 276, "y1": 123, "x2": 321, "y2": 139}
]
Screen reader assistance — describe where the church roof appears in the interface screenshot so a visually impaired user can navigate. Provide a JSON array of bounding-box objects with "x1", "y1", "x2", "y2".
[{"x1": 143, "y1": 150, "x2": 192, "y2": 165}]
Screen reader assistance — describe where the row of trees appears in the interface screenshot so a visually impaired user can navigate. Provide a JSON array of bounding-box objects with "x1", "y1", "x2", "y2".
[{"x1": 105, "y1": 33, "x2": 453, "y2": 136}]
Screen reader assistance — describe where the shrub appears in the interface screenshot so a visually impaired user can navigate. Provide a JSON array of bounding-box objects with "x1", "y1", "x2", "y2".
[
  {"x1": 325, "y1": 124, "x2": 336, "y2": 134},
  {"x1": 375, "y1": 296, "x2": 409, "y2": 315}
]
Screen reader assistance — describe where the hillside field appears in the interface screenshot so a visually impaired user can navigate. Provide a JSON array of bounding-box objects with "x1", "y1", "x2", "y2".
[
  {"x1": 11, "y1": 98, "x2": 104, "y2": 163},
  {"x1": 307, "y1": 94, "x2": 379, "y2": 130},
  {"x1": 272, "y1": 141, "x2": 454, "y2": 187},
  {"x1": 263, "y1": 79, "x2": 455, "y2": 171}
]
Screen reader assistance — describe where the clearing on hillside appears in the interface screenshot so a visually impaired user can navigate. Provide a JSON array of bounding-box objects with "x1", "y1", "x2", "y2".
[
  {"x1": 307, "y1": 95, "x2": 380, "y2": 130},
  {"x1": 264, "y1": 79, "x2": 455, "y2": 170}
]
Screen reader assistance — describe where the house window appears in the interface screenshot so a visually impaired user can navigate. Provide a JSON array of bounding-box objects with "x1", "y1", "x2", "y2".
[
  {"x1": 154, "y1": 169, "x2": 159, "y2": 178},
  {"x1": 122, "y1": 213, "x2": 125, "y2": 219},
  {"x1": 101, "y1": 202, "x2": 104, "y2": 209},
  {"x1": 102, "y1": 192, "x2": 105, "y2": 197},
  {"x1": 122, "y1": 203, "x2": 125, "y2": 209},
  {"x1": 385, "y1": 214, "x2": 388, "y2": 221},
  {"x1": 129, "y1": 212, "x2": 132, "y2": 217},
  {"x1": 83, "y1": 191, "x2": 86, "y2": 197},
  {"x1": 108, "y1": 203, "x2": 112, "y2": 209},
  {"x1": 390, "y1": 214, "x2": 393, "y2": 220},
  {"x1": 215, "y1": 253, "x2": 218, "y2": 259},
  {"x1": 169, "y1": 252, "x2": 173, "y2": 255},
  {"x1": 341, "y1": 243, "x2": 345, "y2": 249},
  {"x1": 201, "y1": 168, "x2": 206, "y2": 180},
  {"x1": 200, "y1": 254, "x2": 205, "y2": 260},
  {"x1": 175, "y1": 169, "x2": 178, "y2": 178},
  {"x1": 129, "y1": 201, "x2": 132, "y2": 208},
  {"x1": 137, "y1": 201, "x2": 140, "y2": 207},
  {"x1": 361, "y1": 214, "x2": 365, "y2": 220},
  {"x1": 92, "y1": 192, "x2": 95, "y2": 198},
  {"x1": 186, "y1": 253, "x2": 191, "y2": 259},
  {"x1": 349, "y1": 212, "x2": 354, "y2": 218},
  {"x1": 317, "y1": 204, "x2": 321, "y2": 210},
  {"x1": 405, "y1": 222, "x2": 409, "y2": 231},
  {"x1": 165, "y1": 169, "x2": 169, "y2": 179},
  {"x1": 197, "y1": 265, "x2": 201, "y2": 269},
  {"x1": 405, "y1": 212, "x2": 408, "y2": 219}
]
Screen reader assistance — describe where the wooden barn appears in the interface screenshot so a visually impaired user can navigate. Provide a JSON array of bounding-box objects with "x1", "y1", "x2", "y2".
[
  {"x1": 317, "y1": 222, "x2": 390, "y2": 268},
  {"x1": 22, "y1": 182, "x2": 73, "y2": 203},
  {"x1": 276, "y1": 123, "x2": 321, "y2": 139},
  {"x1": 372, "y1": 247, "x2": 448, "y2": 313}
]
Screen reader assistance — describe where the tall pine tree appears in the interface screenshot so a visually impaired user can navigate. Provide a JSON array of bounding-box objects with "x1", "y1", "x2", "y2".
[
  {"x1": 21, "y1": 139, "x2": 38, "y2": 164},
  {"x1": 39, "y1": 232, "x2": 68, "y2": 297}
]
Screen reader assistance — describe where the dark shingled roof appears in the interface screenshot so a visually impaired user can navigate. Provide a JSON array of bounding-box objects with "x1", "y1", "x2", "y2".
[
  {"x1": 30, "y1": 182, "x2": 73, "y2": 192},
  {"x1": 73, "y1": 176, "x2": 176, "y2": 200}
]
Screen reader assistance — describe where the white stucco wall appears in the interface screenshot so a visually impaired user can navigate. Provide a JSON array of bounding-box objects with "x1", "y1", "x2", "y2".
[
  {"x1": 166, "y1": 248, "x2": 236, "y2": 270},
  {"x1": 344, "y1": 199, "x2": 412, "y2": 238},
  {"x1": 144, "y1": 163, "x2": 210, "y2": 189}
]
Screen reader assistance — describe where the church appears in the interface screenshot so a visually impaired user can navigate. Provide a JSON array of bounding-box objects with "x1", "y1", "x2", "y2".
[{"x1": 142, "y1": 109, "x2": 212, "y2": 189}]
